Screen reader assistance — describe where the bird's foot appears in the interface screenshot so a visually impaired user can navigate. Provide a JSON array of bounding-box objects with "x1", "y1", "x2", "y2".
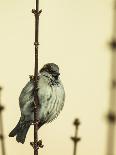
[
  {"x1": 29, "y1": 75, "x2": 40, "y2": 81},
  {"x1": 30, "y1": 140, "x2": 44, "y2": 149}
]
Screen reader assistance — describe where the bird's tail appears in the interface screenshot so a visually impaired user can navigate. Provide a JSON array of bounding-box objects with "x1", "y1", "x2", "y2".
[{"x1": 9, "y1": 117, "x2": 32, "y2": 144}]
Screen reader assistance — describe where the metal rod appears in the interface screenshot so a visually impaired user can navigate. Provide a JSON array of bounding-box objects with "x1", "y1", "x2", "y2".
[
  {"x1": 71, "y1": 119, "x2": 81, "y2": 155},
  {"x1": 106, "y1": 1, "x2": 116, "y2": 155},
  {"x1": 0, "y1": 87, "x2": 6, "y2": 155},
  {"x1": 34, "y1": 0, "x2": 39, "y2": 154},
  {"x1": 30, "y1": 0, "x2": 42, "y2": 155}
]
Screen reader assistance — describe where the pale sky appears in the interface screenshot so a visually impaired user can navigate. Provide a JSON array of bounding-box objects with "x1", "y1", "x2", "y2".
[{"x1": 0, "y1": 0, "x2": 116, "y2": 155}]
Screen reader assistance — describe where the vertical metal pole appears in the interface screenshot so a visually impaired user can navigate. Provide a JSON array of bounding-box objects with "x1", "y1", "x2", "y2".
[
  {"x1": 34, "y1": 0, "x2": 39, "y2": 154},
  {"x1": 71, "y1": 119, "x2": 81, "y2": 155},
  {"x1": 30, "y1": 0, "x2": 42, "y2": 155},
  {"x1": 0, "y1": 87, "x2": 6, "y2": 155},
  {"x1": 106, "y1": 1, "x2": 116, "y2": 155}
]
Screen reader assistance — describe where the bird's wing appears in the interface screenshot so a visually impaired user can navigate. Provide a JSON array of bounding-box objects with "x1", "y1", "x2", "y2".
[
  {"x1": 19, "y1": 81, "x2": 34, "y2": 111},
  {"x1": 19, "y1": 75, "x2": 52, "y2": 117}
]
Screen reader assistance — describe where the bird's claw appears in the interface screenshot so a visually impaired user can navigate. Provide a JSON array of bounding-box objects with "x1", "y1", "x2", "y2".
[
  {"x1": 29, "y1": 75, "x2": 34, "y2": 81},
  {"x1": 29, "y1": 75, "x2": 40, "y2": 81}
]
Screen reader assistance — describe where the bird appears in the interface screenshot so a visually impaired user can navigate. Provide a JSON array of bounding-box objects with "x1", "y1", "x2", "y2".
[{"x1": 9, "y1": 63, "x2": 65, "y2": 144}]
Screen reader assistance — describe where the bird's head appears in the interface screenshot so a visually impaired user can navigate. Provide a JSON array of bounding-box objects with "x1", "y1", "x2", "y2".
[{"x1": 40, "y1": 63, "x2": 60, "y2": 80}]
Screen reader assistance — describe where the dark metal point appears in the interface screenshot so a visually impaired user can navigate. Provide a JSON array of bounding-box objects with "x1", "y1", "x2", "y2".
[
  {"x1": 110, "y1": 40, "x2": 116, "y2": 49},
  {"x1": 0, "y1": 134, "x2": 4, "y2": 139},
  {"x1": 30, "y1": 142, "x2": 34, "y2": 147},
  {"x1": 0, "y1": 87, "x2": 2, "y2": 91},
  {"x1": 32, "y1": 9, "x2": 42, "y2": 16},
  {"x1": 32, "y1": 9, "x2": 36, "y2": 14},
  {"x1": 0, "y1": 105, "x2": 4, "y2": 111},
  {"x1": 37, "y1": 140, "x2": 44, "y2": 148},
  {"x1": 71, "y1": 137, "x2": 81, "y2": 143},
  {"x1": 73, "y1": 119, "x2": 80, "y2": 126},
  {"x1": 30, "y1": 140, "x2": 44, "y2": 149},
  {"x1": 39, "y1": 9, "x2": 42, "y2": 15},
  {"x1": 107, "y1": 112, "x2": 116, "y2": 123}
]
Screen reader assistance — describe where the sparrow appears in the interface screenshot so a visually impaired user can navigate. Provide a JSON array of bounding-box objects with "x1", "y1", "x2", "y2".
[{"x1": 9, "y1": 63, "x2": 65, "y2": 144}]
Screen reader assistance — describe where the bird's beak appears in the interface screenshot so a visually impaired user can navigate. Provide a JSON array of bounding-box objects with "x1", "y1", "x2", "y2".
[{"x1": 53, "y1": 72, "x2": 60, "y2": 79}]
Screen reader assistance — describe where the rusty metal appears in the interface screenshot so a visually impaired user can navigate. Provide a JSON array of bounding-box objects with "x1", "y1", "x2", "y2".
[
  {"x1": 0, "y1": 87, "x2": 6, "y2": 155},
  {"x1": 71, "y1": 119, "x2": 81, "y2": 155}
]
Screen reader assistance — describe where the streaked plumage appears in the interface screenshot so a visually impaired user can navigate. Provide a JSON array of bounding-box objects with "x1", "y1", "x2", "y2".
[{"x1": 9, "y1": 63, "x2": 65, "y2": 144}]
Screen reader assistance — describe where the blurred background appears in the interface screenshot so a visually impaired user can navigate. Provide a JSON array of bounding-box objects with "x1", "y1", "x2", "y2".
[{"x1": 0, "y1": 0, "x2": 116, "y2": 155}]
